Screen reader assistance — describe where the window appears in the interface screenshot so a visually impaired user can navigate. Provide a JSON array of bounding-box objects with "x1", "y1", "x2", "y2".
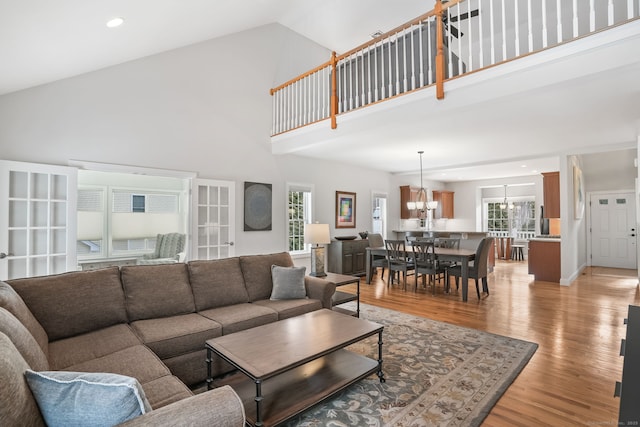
[
  {"x1": 287, "y1": 184, "x2": 313, "y2": 254},
  {"x1": 486, "y1": 199, "x2": 535, "y2": 236}
]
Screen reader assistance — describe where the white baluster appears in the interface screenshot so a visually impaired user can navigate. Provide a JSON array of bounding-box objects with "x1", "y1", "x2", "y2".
[
  {"x1": 542, "y1": 0, "x2": 548, "y2": 48},
  {"x1": 354, "y1": 53, "x2": 360, "y2": 108},
  {"x1": 467, "y1": 1, "x2": 473, "y2": 71},
  {"x1": 489, "y1": 0, "x2": 496, "y2": 64},
  {"x1": 395, "y1": 33, "x2": 400, "y2": 95},
  {"x1": 381, "y1": 39, "x2": 387, "y2": 100},
  {"x1": 514, "y1": 0, "x2": 520, "y2": 56},
  {"x1": 427, "y1": 19, "x2": 433, "y2": 85},
  {"x1": 608, "y1": 0, "x2": 614, "y2": 26},
  {"x1": 573, "y1": 0, "x2": 579, "y2": 38},
  {"x1": 447, "y1": 8, "x2": 453, "y2": 77},
  {"x1": 478, "y1": 0, "x2": 484, "y2": 68},
  {"x1": 556, "y1": 0, "x2": 563, "y2": 43},
  {"x1": 410, "y1": 25, "x2": 416, "y2": 90},
  {"x1": 341, "y1": 60, "x2": 347, "y2": 113},
  {"x1": 589, "y1": 0, "x2": 596, "y2": 32},
  {"x1": 388, "y1": 36, "x2": 394, "y2": 97},
  {"x1": 628, "y1": 0, "x2": 634, "y2": 19},
  {"x1": 419, "y1": 21, "x2": 425, "y2": 87},
  {"x1": 501, "y1": 0, "x2": 507, "y2": 61},
  {"x1": 527, "y1": 0, "x2": 533, "y2": 52},
  {"x1": 457, "y1": 3, "x2": 463, "y2": 73},
  {"x1": 374, "y1": 41, "x2": 380, "y2": 101},
  {"x1": 402, "y1": 30, "x2": 409, "y2": 92}
]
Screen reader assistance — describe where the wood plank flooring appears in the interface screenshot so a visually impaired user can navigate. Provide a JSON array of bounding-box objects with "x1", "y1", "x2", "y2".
[{"x1": 338, "y1": 260, "x2": 640, "y2": 426}]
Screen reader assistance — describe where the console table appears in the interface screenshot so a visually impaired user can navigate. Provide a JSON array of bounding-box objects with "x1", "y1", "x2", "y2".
[{"x1": 328, "y1": 239, "x2": 369, "y2": 276}]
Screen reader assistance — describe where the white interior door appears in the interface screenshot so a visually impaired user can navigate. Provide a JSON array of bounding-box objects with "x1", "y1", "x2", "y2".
[
  {"x1": 0, "y1": 160, "x2": 77, "y2": 280},
  {"x1": 192, "y1": 179, "x2": 235, "y2": 260},
  {"x1": 590, "y1": 192, "x2": 637, "y2": 269}
]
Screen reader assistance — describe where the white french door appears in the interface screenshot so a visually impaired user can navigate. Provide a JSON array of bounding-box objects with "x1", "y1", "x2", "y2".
[
  {"x1": 192, "y1": 179, "x2": 235, "y2": 260},
  {"x1": 590, "y1": 191, "x2": 637, "y2": 269},
  {"x1": 0, "y1": 160, "x2": 77, "y2": 280}
]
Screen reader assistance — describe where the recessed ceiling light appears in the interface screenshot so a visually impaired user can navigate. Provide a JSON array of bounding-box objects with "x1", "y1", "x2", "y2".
[{"x1": 106, "y1": 17, "x2": 124, "y2": 28}]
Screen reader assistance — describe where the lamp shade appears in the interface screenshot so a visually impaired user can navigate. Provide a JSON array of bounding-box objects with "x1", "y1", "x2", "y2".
[
  {"x1": 304, "y1": 223, "x2": 330, "y2": 245},
  {"x1": 427, "y1": 200, "x2": 438, "y2": 210}
]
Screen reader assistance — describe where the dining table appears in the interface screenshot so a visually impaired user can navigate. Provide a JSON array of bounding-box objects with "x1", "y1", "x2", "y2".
[{"x1": 365, "y1": 246, "x2": 477, "y2": 302}]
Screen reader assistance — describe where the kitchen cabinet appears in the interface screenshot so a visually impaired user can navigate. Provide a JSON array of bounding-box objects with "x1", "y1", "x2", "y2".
[
  {"x1": 542, "y1": 172, "x2": 560, "y2": 218},
  {"x1": 400, "y1": 185, "x2": 419, "y2": 219},
  {"x1": 328, "y1": 239, "x2": 369, "y2": 276},
  {"x1": 432, "y1": 190, "x2": 454, "y2": 219},
  {"x1": 527, "y1": 239, "x2": 560, "y2": 282}
]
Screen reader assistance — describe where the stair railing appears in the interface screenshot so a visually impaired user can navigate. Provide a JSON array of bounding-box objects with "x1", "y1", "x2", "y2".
[{"x1": 271, "y1": 0, "x2": 640, "y2": 136}]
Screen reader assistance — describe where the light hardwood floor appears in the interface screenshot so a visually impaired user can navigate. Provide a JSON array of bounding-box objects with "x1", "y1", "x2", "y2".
[{"x1": 338, "y1": 260, "x2": 640, "y2": 426}]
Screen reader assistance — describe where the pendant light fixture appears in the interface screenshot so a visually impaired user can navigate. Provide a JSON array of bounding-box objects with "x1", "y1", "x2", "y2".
[
  {"x1": 500, "y1": 185, "x2": 514, "y2": 210},
  {"x1": 406, "y1": 151, "x2": 437, "y2": 227}
]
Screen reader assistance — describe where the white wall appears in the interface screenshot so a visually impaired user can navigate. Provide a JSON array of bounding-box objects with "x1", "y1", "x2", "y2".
[{"x1": 0, "y1": 23, "x2": 392, "y2": 256}]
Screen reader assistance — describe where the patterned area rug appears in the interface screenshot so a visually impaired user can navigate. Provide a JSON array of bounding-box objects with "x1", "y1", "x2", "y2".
[{"x1": 283, "y1": 303, "x2": 537, "y2": 427}]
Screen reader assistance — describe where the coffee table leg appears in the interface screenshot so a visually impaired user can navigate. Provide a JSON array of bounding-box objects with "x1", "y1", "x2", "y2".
[
  {"x1": 206, "y1": 347, "x2": 213, "y2": 390},
  {"x1": 377, "y1": 330, "x2": 385, "y2": 383},
  {"x1": 255, "y1": 379, "x2": 263, "y2": 427}
]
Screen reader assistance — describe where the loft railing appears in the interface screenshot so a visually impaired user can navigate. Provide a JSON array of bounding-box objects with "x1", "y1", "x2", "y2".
[{"x1": 270, "y1": 0, "x2": 640, "y2": 136}]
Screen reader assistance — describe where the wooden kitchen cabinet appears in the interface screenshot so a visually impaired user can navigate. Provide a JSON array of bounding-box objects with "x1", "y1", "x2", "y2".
[
  {"x1": 400, "y1": 185, "x2": 419, "y2": 219},
  {"x1": 542, "y1": 172, "x2": 560, "y2": 218},
  {"x1": 328, "y1": 239, "x2": 369, "y2": 276},
  {"x1": 432, "y1": 190, "x2": 454, "y2": 219},
  {"x1": 528, "y1": 239, "x2": 560, "y2": 282}
]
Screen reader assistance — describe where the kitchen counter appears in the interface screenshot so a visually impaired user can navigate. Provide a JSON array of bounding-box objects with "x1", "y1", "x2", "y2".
[
  {"x1": 392, "y1": 230, "x2": 489, "y2": 251},
  {"x1": 528, "y1": 238, "x2": 561, "y2": 282},
  {"x1": 528, "y1": 237, "x2": 561, "y2": 242}
]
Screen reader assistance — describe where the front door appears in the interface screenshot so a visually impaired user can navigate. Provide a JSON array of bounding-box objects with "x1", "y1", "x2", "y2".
[
  {"x1": 0, "y1": 160, "x2": 77, "y2": 280},
  {"x1": 590, "y1": 192, "x2": 637, "y2": 269},
  {"x1": 192, "y1": 179, "x2": 235, "y2": 260}
]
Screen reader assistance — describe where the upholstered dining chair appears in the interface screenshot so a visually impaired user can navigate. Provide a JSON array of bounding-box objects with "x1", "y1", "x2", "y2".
[
  {"x1": 137, "y1": 232, "x2": 186, "y2": 265},
  {"x1": 367, "y1": 233, "x2": 386, "y2": 279},
  {"x1": 412, "y1": 240, "x2": 446, "y2": 294},
  {"x1": 384, "y1": 239, "x2": 415, "y2": 290},
  {"x1": 448, "y1": 237, "x2": 494, "y2": 299}
]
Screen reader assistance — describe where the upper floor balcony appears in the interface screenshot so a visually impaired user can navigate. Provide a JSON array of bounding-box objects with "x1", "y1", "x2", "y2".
[{"x1": 269, "y1": 0, "x2": 640, "y2": 175}]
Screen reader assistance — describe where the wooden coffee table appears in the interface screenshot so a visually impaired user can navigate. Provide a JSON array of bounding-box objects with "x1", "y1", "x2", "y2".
[{"x1": 206, "y1": 309, "x2": 384, "y2": 427}]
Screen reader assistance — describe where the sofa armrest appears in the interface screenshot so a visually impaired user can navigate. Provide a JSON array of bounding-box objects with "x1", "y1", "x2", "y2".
[
  {"x1": 118, "y1": 386, "x2": 245, "y2": 427},
  {"x1": 305, "y1": 276, "x2": 336, "y2": 309}
]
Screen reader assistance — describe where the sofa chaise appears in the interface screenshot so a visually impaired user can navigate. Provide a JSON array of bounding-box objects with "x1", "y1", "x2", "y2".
[{"x1": 0, "y1": 252, "x2": 336, "y2": 426}]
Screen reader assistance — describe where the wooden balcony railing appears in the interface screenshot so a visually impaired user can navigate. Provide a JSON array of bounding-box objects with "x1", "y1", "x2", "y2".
[{"x1": 270, "y1": 0, "x2": 640, "y2": 137}]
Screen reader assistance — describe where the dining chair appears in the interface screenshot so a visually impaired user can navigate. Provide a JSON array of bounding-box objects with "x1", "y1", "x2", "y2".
[
  {"x1": 412, "y1": 240, "x2": 446, "y2": 294},
  {"x1": 448, "y1": 237, "x2": 494, "y2": 299},
  {"x1": 384, "y1": 239, "x2": 415, "y2": 290},
  {"x1": 367, "y1": 233, "x2": 386, "y2": 279},
  {"x1": 432, "y1": 237, "x2": 460, "y2": 285}
]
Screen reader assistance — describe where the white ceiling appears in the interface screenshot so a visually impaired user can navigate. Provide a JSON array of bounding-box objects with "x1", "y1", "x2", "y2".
[{"x1": 1, "y1": 0, "x2": 638, "y2": 181}]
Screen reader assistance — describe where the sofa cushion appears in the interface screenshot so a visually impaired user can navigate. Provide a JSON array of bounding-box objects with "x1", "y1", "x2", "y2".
[
  {"x1": 8, "y1": 267, "x2": 127, "y2": 341},
  {"x1": 239, "y1": 252, "x2": 294, "y2": 302},
  {"x1": 121, "y1": 264, "x2": 196, "y2": 322},
  {"x1": 270, "y1": 265, "x2": 307, "y2": 300},
  {"x1": 199, "y1": 303, "x2": 278, "y2": 335},
  {"x1": 253, "y1": 298, "x2": 323, "y2": 320},
  {"x1": 63, "y1": 345, "x2": 171, "y2": 385},
  {"x1": 188, "y1": 258, "x2": 249, "y2": 310},
  {"x1": 130, "y1": 313, "x2": 222, "y2": 359},
  {"x1": 0, "y1": 307, "x2": 49, "y2": 371},
  {"x1": 0, "y1": 281, "x2": 49, "y2": 357},
  {"x1": 0, "y1": 332, "x2": 46, "y2": 427},
  {"x1": 48, "y1": 324, "x2": 143, "y2": 370},
  {"x1": 24, "y1": 370, "x2": 152, "y2": 426},
  {"x1": 138, "y1": 375, "x2": 193, "y2": 410}
]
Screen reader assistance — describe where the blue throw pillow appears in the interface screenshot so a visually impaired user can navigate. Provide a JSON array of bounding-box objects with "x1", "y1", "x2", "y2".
[
  {"x1": 24, "y1": 370, "x2": 152, "y2": 427},
  {"x1": 270, "y1": 265, "x2": 307, "y2": 300}
]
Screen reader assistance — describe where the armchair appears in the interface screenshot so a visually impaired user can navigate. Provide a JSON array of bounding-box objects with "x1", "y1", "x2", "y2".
[{"x1": 137, "y1": 233, "x2": 186, "y2": 265}]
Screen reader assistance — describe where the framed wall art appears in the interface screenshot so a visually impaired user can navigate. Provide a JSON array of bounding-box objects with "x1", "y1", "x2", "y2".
[
  {"x1": 573, "y1": 165, "x2": 585, "y2": 219},
  {"x1": 335, "y1": 190, "x2": 356, "y2": 228},
  {"x1": 244, "y1": 182, "x2": 272, "y2": 231}
]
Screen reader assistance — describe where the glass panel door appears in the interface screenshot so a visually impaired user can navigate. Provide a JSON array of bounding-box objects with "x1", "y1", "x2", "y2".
[
  {"x1": 0, "y1": 160, "x2": 77, "y2": 280},
  {"x1": 193, "y1": 179, "x2": 235, "y2": 260}
]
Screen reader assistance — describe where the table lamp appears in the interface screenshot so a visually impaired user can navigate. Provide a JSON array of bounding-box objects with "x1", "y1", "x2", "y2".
[{"x1": 304, "y1": 223, "x2": 331, "y2": 277}]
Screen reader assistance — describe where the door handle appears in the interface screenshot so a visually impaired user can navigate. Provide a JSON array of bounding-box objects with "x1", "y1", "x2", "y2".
[
  {"x1": 0, "y1": 252, "x2": 12, "y2": 259},
  {"x1": 224, "y1": 242, "x2": 234, "y2": 246},
  {"x1": 631, "y1": 234, "x2": 636, "y2": 237}
]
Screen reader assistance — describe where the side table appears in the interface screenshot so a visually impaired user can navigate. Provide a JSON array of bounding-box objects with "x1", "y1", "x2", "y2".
[{"x1": 321, "y1": 272, "x2": 360, "y2": 317}]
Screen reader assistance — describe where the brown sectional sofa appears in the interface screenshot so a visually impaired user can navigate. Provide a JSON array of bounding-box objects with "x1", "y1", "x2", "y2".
[{"x1": 0, "y1": 252, "x2": 336, "y2": 426}]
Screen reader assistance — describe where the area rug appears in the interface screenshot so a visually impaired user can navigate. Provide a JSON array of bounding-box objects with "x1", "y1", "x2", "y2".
[{"x1": 283, "y1": 303, "x2": 538, "y2": 427}]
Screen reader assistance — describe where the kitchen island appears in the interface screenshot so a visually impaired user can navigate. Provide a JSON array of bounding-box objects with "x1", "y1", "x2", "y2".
[
  {"x1": 392, "y1": 230, "x2": 489, "y2": 251},
  {"x1": 527, "y1": 237, "x2": 561, "y2": 282}
]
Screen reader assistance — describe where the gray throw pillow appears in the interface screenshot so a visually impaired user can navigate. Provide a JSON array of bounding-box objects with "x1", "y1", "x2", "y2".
[
  {"x1": 270, "y1": 265, "x2": 307, "y2": 300},
  {"x1": 24, "y1": 370, "x2": 152, "y2": 426}
]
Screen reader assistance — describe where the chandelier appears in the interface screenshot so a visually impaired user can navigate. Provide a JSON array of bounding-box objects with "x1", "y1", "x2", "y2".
[
  {"x1": 406, "y1": 151, "x2": 438, "y2": 227},
  {"x1": 499, "y1": 184, "x2": 514, "y2": 210}
]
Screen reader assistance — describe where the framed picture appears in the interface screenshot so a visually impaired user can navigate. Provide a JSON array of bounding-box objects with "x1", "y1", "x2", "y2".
[
  {"x1": 244, "y1": 182, "x2": 272, "y2": 231},
  {"x1": 335, "y1": 191, "x2": 356, "y2": 228}
]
